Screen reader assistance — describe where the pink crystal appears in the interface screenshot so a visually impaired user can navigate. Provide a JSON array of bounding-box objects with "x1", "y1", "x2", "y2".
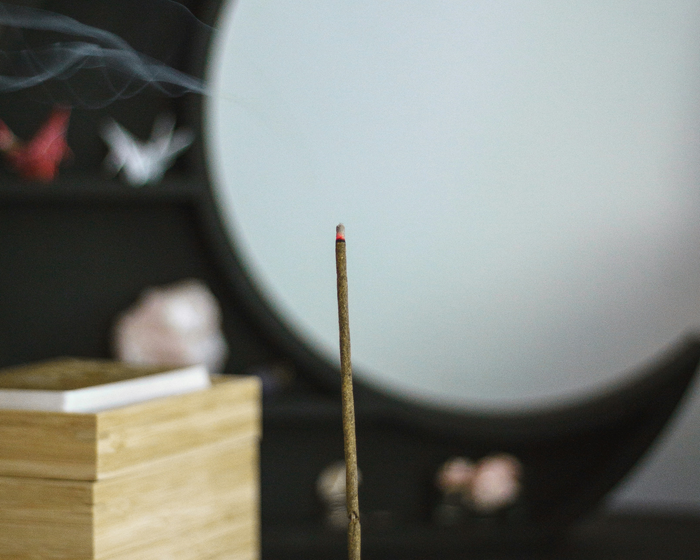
[
  {"x1": 113, "y1": 279, "x2": 229, "y2": 372},
  {"x1": 470, "y1": 453, "x2": 522, "y2": 512}
]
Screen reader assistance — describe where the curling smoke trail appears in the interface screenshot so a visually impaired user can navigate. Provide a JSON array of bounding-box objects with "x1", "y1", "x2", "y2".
[{"x1": 0, "y1": 1, "x2": 209, "y2": 107}]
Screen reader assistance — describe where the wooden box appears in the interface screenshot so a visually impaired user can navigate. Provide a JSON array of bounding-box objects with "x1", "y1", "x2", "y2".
[{"x1": 0, "y1": 375, "x2": 261, "y2": 560}]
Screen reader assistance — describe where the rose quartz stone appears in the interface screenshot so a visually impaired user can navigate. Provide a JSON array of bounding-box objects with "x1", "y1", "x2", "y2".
[
  {"x1": 113, "y1": 279, "x2": 229, "y2": 373},
  {"x1": 470, "y1": 453, "x2": 522, "y2": 512},
  {"x1": 435, "y1": 457, "x2": 476, "y2": 494}
]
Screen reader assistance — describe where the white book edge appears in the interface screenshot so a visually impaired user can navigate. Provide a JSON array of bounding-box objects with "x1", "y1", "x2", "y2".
[{"x1": 0, "y1": 364, "x2": 212, "y2": 412}]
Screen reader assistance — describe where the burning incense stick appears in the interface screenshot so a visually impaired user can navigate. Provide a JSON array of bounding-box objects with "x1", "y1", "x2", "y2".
[{"x1": 335, "y1": 223, "x2": 361, "y2": 560}]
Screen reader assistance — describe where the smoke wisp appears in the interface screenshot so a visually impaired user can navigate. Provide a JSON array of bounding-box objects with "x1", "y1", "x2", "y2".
[{"x1": 0, "y1": 1, "x2": 210, "y2": 107}]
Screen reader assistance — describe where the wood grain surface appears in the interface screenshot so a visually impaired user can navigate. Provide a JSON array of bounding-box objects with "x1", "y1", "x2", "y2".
[
  {"x1": 0, "y1": 375, "x2": 261, "y2": 559},
  {"x1": 0, "y1": 375, "x2": 260, "y2": 480}
]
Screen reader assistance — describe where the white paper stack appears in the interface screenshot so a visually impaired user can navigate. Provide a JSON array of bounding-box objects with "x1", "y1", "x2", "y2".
[{"x1": 0, "y1": 358, "x2": 212, "y2": 412}]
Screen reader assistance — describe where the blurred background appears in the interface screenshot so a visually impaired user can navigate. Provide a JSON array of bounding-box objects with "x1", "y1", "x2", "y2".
[{"x1": 205, "y1": 0, "x2": 700, "y2": 511}]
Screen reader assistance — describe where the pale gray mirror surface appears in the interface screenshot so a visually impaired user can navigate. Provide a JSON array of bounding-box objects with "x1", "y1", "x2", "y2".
[{"x1": 204, "y1": 1, "x2": 700, "y2": 412}]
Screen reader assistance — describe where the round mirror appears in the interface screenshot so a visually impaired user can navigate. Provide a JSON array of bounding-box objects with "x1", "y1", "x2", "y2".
[{"x1": 204, "y1": 1, "x2": 700, "y2": 410}]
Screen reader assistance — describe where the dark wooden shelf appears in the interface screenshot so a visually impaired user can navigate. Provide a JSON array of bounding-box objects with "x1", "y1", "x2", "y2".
[
  {"x1": 261, "y1": 512, "x2": 700, "y2": 560},
  {"x1": 0, "y1": 171, "x2": 206, "y2": 203}
]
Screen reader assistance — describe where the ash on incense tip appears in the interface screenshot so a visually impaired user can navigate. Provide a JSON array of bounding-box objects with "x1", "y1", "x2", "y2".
[{"x1": 336, "y1": 223, "x2": 346, "y2": 241}]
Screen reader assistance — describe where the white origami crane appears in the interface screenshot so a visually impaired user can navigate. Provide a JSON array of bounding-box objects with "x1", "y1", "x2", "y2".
[{"x1": 100, "y1": 114, "x2": 194, "y2": 186}]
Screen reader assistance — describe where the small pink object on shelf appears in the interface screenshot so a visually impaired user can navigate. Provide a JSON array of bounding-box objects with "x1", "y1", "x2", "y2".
[
  {"x1": 470, "y1": 453, "x2": 523, "y2": 513},
  {"x1": 435, "y1": 456, "x2": 476, "y2": 495},
  {"x1": 434, "y1": 453, "x2": 522, "y2": 523},
  {"x1": 113, "y1": 279, "x2": 229, "y2": 373}
]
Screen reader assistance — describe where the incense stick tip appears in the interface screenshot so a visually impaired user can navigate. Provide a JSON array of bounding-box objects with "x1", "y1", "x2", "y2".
[{"x1": 336, "y1": 223, "x2": 345, "y2": 241}]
